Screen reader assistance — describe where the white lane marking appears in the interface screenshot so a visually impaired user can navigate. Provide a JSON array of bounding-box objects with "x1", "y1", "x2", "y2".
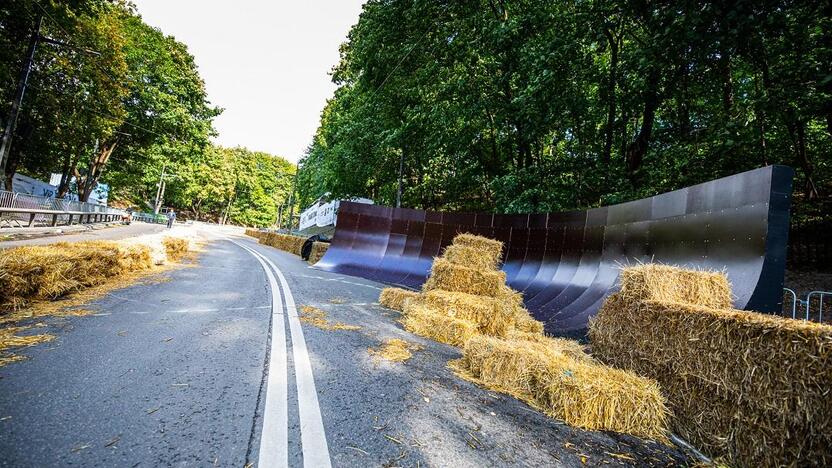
[
  {"x1": 228, "y1": 240, "x2": 288, "y2": 468},
  {"x1": 254, "y1": 249, "x2": 333, "y2": 468},
  {"x1": 295, "y1": 274, "x2": 382, "y2": 290}
]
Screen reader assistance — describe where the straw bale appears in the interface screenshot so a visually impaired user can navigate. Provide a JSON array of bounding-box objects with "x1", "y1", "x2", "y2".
[
  {"x1": 259, "y1": 232, "x2": 306, "y2": 256},
  {"x1": 442, "y1": 244, "x2": 500, "y2": 271},
  {"x1": 245, "y1": 228, "x2": 264, "y2": 239},
  {"x1": 420, "y1": 290, "x2": 516, "y2": 337},
  {"x1": 454, "y1": 334, "x2": 668, "y2": 440},
  {"x1": 308, "y1": 242, "x2": 329, "y2": 264},
  {"x1": 402, "y1": 303, "x2": 478, "y2": 347},
  {"x1": 422, "y1": 258, "x2": 506, "y2": 297},
  {"x1": 497, "y1": 285, "x2": 524, "y2": 307},
  {"x1": 505, "y1": 330, "x2": 591, "y2": 362},
  {"x1": 513, "y1": 308, "x2": 544, "y2": 334},
  {"x1": 0, "y1": 241, "x2": 154, "y2": 309},
  {"x1": 617, "y1": 264, "x2": 732, "y2": 309},
  {"x1": 589, "y1": 265, "x2": 832, "y2": 466},
  {"x1": 452, "y1": 233, "x2": 503, "y2": 262},
  {"x1": 0, "y1": 231, "x2": 195, "y2": 311},
  {"x1": 379, "y1": 287, "x2": 420, "y2": 312}
]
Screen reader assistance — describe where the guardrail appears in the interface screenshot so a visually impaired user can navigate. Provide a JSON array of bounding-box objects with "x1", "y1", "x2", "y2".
[
  {"x1": 0, "y1": 189, "x2": 125, "y2": 228},
  {"x1": 782, "y1": 288, "x2": 832, "y2": 323}
]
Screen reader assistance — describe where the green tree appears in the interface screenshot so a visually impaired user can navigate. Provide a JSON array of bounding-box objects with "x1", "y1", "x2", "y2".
[{"x1": 299, "y1": 0, "x2": 831, "y2": 220}]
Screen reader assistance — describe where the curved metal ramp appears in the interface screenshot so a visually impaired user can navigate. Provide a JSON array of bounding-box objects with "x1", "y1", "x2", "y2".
[{"x1": 315, "y1": 166, "x2": 793, "y2": 337}]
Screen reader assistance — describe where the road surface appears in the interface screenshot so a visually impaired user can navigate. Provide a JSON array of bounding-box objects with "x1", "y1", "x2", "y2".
[
  {"x1": 0, "y1": 222, "x2": 165, "y2": 249},
  {"x1": 0, "y1": 227, "x2": 691, "y2": 467}
]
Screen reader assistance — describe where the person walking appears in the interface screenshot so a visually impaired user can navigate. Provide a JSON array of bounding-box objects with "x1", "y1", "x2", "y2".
[{"x1": 166, "y1": 209, "x2": 176, "y2": 228}]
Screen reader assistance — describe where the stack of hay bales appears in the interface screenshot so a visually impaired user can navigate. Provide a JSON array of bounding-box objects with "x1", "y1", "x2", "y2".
[
  {"x1": 244, "y1": 228, "x2": 264, "y2": 240},
  {"x1": 0, "y1": 241, "x2": 154, "y2": 310},
  {"x1": 258, "y1": 232, "x2": 306, "y2": 256},
  {"x1": 589, "y1": 264, "x2": 832, "y2": 466},
  {"x1": 244, "y1": 229, "x2": 327, "y2": 263},
  {"x1": 308, "y1": 241, "x2": 329, "y2": 264},
  {"x1": 0, "y1": 231, "x2": 195, "y2": 312},
  {"x1": 379, "y1": 233, "x2": 669, "y2": 440}
]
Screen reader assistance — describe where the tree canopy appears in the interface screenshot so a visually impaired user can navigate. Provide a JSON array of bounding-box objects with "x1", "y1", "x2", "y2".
[
  {"x1": 1, "y1": 0, "x2": 295, "y2": 225},
  {"x1": 298, "y1": 0, "x2": 831, "y2": 220}
]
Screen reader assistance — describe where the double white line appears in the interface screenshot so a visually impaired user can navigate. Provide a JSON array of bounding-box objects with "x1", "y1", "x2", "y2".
[{"x1": 230, "y1": 239, "x2": 332, "y2": 468}]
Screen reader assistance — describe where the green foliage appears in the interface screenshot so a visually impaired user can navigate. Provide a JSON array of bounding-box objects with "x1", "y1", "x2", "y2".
[
  {"x1": 299, "y1": 0, "x2": 831, "y2": 218},
  {"x1": 0, "y1": 0, "x2": 220, "y2": 203}
]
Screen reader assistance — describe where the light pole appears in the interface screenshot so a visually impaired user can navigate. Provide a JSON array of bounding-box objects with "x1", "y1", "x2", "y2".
[
  {"x1": 287, "y1": 169, "x2": 298, "y2": 232},
  {"x1": 153, "y1": 164, "x2": 177, "y2": 214},
  {"x1": 153, "y1": 163, "x2": 166, "y2": 214}
]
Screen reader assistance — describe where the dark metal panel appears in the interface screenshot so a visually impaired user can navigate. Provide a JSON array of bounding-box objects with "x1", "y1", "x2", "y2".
[
  {"x1": 334, "y1": 206, "x2": 392, "y2": 277},
  {"x1": 397, "y1": 219, "x2": 428, "y2": 288},
  {"x1": 316, "y1": 166, "x2": 794, "y2": 336},
  {"x1": 746, "y1": 166, "x2": 793, "y2": 312},
  {"x1": 509, "y1": 214, "x2": 548, "y2": 292},
  {"x1": 315, "y1": 202, "x2": 361, "y2": 271},
  {"x1": 369, "y1": 209, "x2": 411, "y2": 283},
  {"x1": 525, "y1": 212, "x2": 587, "y2": 309},
  {"x1": 520, "y1": 223, "x2": 565, "y2": 300}
]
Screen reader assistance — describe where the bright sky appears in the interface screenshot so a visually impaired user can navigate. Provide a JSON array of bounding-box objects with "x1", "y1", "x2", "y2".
[{"x1": 131, "y1": 0, "x2": 366, "y2": 163}]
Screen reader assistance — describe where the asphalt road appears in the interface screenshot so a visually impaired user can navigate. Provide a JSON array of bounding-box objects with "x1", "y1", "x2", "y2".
[
  {"x1": 0, "y1": 229, "x2": 692, "y2": 467},
  {"x1": 0, "y1": 222, "x2": 165, "y2": 249}
]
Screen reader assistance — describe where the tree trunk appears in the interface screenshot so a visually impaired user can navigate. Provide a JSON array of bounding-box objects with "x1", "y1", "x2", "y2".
[
  {"x1": 76, "y1": 140, "x2": 117, "y2": 202},
  {"x1": 719, "y1": 48, "x2": 734, "y2": 114},
  {"x1": 784, "y1": 112, "x2": 820, "y2": 200},
  {"x1": 624, "y1": 70, "x2": 660, "y2": 176},
  {"x1": 602, "y1": 27, "x2": 619, "y2": 164},
  {"x1": 679, "y1": 61, "x2": 691, "y2": 139},
  {"x1": 2, "y1": 140, "x2": 23, "y2": 191},
  {"x1": 57, "y1": 153, "x2": 78, "y2": 198}
]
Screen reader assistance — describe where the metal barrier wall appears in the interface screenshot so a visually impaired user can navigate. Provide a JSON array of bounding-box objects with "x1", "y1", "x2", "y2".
[
  {"x1": 0, "y1": 190, "x2": 125, "y2": 227},
  {"x1": 315, "y1": 165, "x2": 794, "y2": 337}
]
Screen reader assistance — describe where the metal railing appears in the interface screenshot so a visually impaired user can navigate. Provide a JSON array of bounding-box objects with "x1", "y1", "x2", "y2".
[
  {"x1": 782, "y1": 288, "x2": 832, "y2": 323},
  {"x1": 806, "y1": 291, "x2": 831, "y2": 322},
  {"x1": 0, "y1": 189, "x2": 125, "y2": 227}
]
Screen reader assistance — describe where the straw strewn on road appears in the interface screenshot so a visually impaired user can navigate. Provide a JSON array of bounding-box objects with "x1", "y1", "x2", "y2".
[{"x1": 0, "y1": 230, "x2": 196, "y2": 367}]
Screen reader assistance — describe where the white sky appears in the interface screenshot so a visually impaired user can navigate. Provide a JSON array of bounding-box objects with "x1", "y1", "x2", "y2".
[{"x1": 131, "y1": 0, "x2": 366, "y2": 163}]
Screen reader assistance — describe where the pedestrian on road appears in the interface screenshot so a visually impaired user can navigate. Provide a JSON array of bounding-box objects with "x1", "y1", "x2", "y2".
[{"x1": 167, "y1": 210, "x2": 176, "y2": 228}]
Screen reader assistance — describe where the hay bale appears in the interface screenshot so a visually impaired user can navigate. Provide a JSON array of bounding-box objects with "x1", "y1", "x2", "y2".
[
  {"x1": 513, "y1": 308, "x2": 544, "y2": 334},
  {"x1": 617, "y1": 264, "x2": 733, "y2": 309},
  {"x1": 452, "y1": 233, "x2": 503, "y2": 262},
  {"x1": 259, "y1": 232, "x2": 306, "y2": 256},
  {"x1": 379, "y1": 287, "x2": 420, "y2": 312},
  {"x1": 308, "y1": 241, "x2": 328, "y2": 264},
  {"x1": 442, "y1": 244, "x2": 500, "y2": 271},
  {"x1": 497, "y1": 285, "x2": 524, "y2": 306},
  {"x1": 0, "y1": 241, "x2": 154, "y2": 309},
  {"x1": 589, "y1": 265, "x2": 832, "y2": 466},
  {"x1": 420, "y1": 290, "x2": 516, "y2": 337},
  {"x1": 505, "y1": 330, "x2": 591, "y2": 362},
  {"x1": 402, "y1": 303, "x2": 478, "y2": 347},
  {"x1": 423, "y1": 258, "x2": 506, "y2": 297},
  {"x1": 454, "y1": 335, "x2": 668, "y2": 440}
]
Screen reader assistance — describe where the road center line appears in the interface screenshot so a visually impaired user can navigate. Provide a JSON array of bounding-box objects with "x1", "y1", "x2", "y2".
[
  {"x1": 229, "y1": 240, "x2": 288, "y2": 468},
  {"x1": 249, "y1": 244, "x2": 333, "y2": 468}
]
